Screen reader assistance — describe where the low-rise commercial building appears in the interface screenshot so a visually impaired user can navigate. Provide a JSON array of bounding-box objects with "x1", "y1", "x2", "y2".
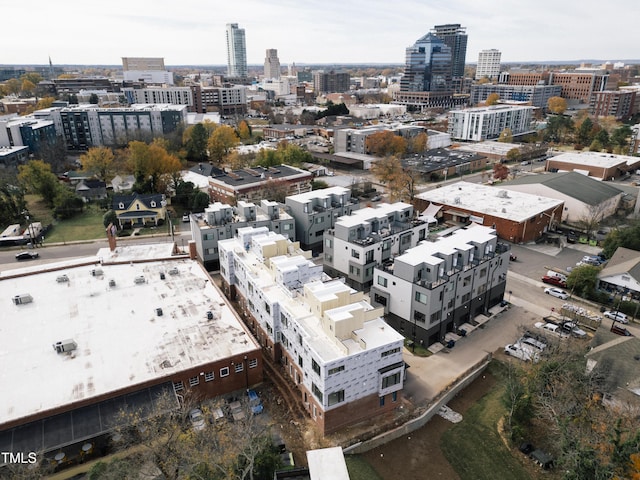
[
  {"x1": 370, "y1": 224, "x2": 510, "y2": 347},
  {"x1": 546, "y1": 151, "x2": 640, "y2": 180},
  {"x1": 218, "y1": 227, "x2": 405, "y2": 434}
]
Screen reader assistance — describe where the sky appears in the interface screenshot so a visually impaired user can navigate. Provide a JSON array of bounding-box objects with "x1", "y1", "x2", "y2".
[{"x1": 2, "y1": 0, "x2": 639, "y2": 67}]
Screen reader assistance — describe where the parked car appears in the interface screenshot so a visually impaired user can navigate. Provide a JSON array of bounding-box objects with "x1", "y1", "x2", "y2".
[
  {"x1": 188, "y1": 408, "x2": 206, "y2": 431},
  {"x1": 561, "y1": 321, "x2": 587, "y2": 339},
  {"x1": 182, "y1": 213, "x2": 190, "y2": 223},
  {"x1": 15, "y1": 251, "x2": 39, "y2": 261},
  {"x1": 541, "y1": 276, "x2": 567, "y2": 288},
  {"x1": 370, "y1": 194, "x2": 382, "y2": 202},
  {"x1": 535, "y1": 322, "x2": 569, "y2": 338},
  {"x1": 504, "y1": 343, "x2": 539, "y2": 362},
  {"x1": 544, "y1": 287, "x2": 569, "y2": 299},
  {"x1": 610, "y1": 324, "x2": 633, "y2": 336},
  {"x1": 521, "y1": 336, "x2": 547, "y2": 352},
  {"x1": 603, "y1": 311, "x2": 628, "y2": 323}
]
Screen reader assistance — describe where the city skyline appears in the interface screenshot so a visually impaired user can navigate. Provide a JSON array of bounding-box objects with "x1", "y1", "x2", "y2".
[{"x1": 2, "y1": 0, "x2": 639, "y2": 67}]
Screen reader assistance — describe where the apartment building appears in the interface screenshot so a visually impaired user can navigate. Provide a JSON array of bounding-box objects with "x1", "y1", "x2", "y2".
[
  {"x1": 122, "y1": 86, "x2": 194, "y2": 111},
  {"x1": 201, "y1": 86, "x2": 248, "y2": 115},
  {"x1": 189, "y1": 199, "x2": 295, "y2": 268},
  {"x1": 470, "y1": 84, "x2": 562, "y2": 108},
  {"x1": 333, "y1": 124, "x2": 425, "y2": 155},
  {"x1": 475, "y1": 49, "x2": 501, "y2": 80},
  {"x1": 313, "y1": 70, "x2": 350, "y2": 94},
  {"x1": 448, "y1": 105, "x2": 535, "y2": 141},
  {"x1": 548, "y1": 72, "x2": 608, "y2": 104},
  {"x1": 323, "y1": 203, "x2": 437, "y2": 291},
  {"x1": 285, "y1": 187, "x2": 360, "y2": 252},
  {"x1": 370, "y1": 224, "x2": 510, "y2": 347},
  {"x1": 0, "y1": 116, "x2": 57, "y2": 153},
  {"x1": 218, "y1": 227, "x2": 405, "y2": 434},
  {"x1": 590, "y1": 90, "x2": 636, "y2": 120}
]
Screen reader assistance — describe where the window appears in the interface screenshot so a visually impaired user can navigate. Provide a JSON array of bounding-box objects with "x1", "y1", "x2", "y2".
[
  {"x1": 463, "y1": 275, "x2": 471, "y2": 287},
  {"x1": 392, "y1": 391, "x2": 397, "y2": 402},
  {"x1": 480, "y1": 267, "x2": 487, "y2": 278},
  {"x1": 328, "y1": 365, "x2": 345, "y2": 375},
  {"x1": 234, "y1": 363, "x2": 244, "y2": 373},
  {"x1": 461, "y1": 292, "x2": 471, "y2": 303},
  {"x1": 377, "y1": 276, "x2": 388, "y2": 287},
  {"x1": 283, "y1": 223, "x2": 292, "y2": 230},
  {"x1": 315, "y1": 217, "x2": 322, "y2": 224},
  {"x1": 349, "y1": 265, "x2": 360, "y2": 276},
  {"x1": 415, "y1": 291, "x2": 427, "y2": 304},
  {"x1": 351, "y1": 249, "x2": 360, "y2": 259},
  {"x1": 381, "y1": 347, "x2": 401, "y2": 358},
  {"x1": 312, "y1": 383, "x2": 323, "y2": 402},
  {"x1": 311, "y1": 358, "x2": 321, "y2": 375},
  {"x1": 430, "y1": 311, "x2": 442, "y2": 323},
  {"x1": 205, "y1": 233, "x2": 214, "y2": 240},
  {"x1": 374, "y1": 293, "x2": 387, "y2": 306},
  {"x1": 325, "y1": 238, "x2": 333, "y2": 248},
  {"x1": 205, "y1": 372, "x2": 214, "y2": 382},
  {"x1": 265, "y1": 303, "x2": 270, "y2": 314},
  {"x1": 281, "y1": 313, "x2": 288, "y2": 328},
  {"x1": 220, "y1": 367, "x2": 230, "y2": 377},
  {"x1": 382, "y1": 372, "x2": 401, "y2": 389},
  {"x1": 249, "y1": 358, "x2": 258, "y2": 369},
  {"x1": 189, "y1": 376, "x2": 200, "y2": 387},
  {"x1": 173, "y1": 380, "x2": 184, "y2": 392},
  {"x1": 380, "y1": 396, "x2": 385, "y2": 407},
  {"x1": 414, "y1": 310, "x2": 426, "y2": 323},
  {"x1": 298, "y1": 355, "x2": 303, "y2": 368},
  {"x1": 150, "y1": 201, "x2": 156, "y2": 208},
  {"x1": 328, "y1": 390, "x2": 345, "y2": 406}
]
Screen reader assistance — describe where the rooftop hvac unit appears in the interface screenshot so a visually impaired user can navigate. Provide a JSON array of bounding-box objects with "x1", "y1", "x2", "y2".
[
  {"x1": 168, "y1": 267, "x2": 179, "y2": 275},
  {"x1": 156, "y1": 308, "x2": 163, "y2": 316},
  {"x1": 160, "y1": 272, "x2": 166, "y2": 280},
  {"x1": 91, "y1": 268, "x2": 104, "y2": 277},
  {"x1": 134, "y1": 275, "x2": 146, "y2": 284},
  {"x1": 207, "y1": 311, "x2": 213, "y2": 320},
  {"x1": 13, "y1": 293, "x2": 33, "y2": 305},
  {"x1": 56, "y1": 274, "x2": 69, "y2": 283},
  {"x1": 53, "y1": 339, "x2": 77, "y2": 354},
  {"x1": 108, "y1": 279, "x2": 116, "y2": 287}
]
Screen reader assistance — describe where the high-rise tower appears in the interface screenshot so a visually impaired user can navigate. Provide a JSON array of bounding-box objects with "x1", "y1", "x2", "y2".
[
  {"x1": 431, "y1": 24, "x2": 467, "y2": 78},
  {"x1": 400, "y1": 33, "x2": 452, "y2": 93},
  {"x1": 226, "y1": 23, "x2": 247, "y2": 78},
  {"x1": 264, "y1": 49, "x2": 281, "y2": 80},
  {"x1": 476, "y1": 49, "x2": 501, "y2": 80}
]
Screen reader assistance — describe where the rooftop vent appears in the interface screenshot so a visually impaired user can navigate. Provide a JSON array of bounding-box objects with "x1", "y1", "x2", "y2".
[
  {"x1": 134, "y1": 275, "x2": 146, "y2": 284},
  {"x1": 168, "y1": 267, "x2": 179, "y2": 275},
  {"x1": 56, "y1": 274, "x2": 69, "y2": 283},
  {"x1": 53, "y1": 339, "x2": 77, "y2": 354},
  {"x1": 497, "y1": 190, "x2": 509, "y2": 198},
  {"x1": 90, "y1": 268, "x2": 103, "y2": 277},
  {"x1": 13, "y1": 293, "x2": 33, "y2": 305}
]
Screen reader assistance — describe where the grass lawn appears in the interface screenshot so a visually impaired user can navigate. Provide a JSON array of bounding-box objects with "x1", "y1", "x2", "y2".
[
  {"x1": 440, "y1": 363, "x2": 533, "y2": 480},
  {"x1": 345, "y1": 455, "x2": 384, "y2": 480}
]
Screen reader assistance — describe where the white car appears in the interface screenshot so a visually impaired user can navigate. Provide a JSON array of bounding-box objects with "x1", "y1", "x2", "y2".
[
  {"x1": 188, "y1": 408, "x2": 206, "y2": 431},
  {"x1": 544, "y1": 287, "x2": 569, "y2": 299},
  {"x1": 603, "y1": 311, "x2": 628, "y2": 324},
  {"x1": 561, "y1": 322, "x2": 587, "y2": 339},
  {"x1": 504, "y1": 343, "x2": 539, "y2": 362}
]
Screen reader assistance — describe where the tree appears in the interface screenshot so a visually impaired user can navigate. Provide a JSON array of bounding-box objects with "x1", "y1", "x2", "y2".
[
  {"x1": 544, "y1": 115, "x2": 574, "y2": 143},
  {"x1": 595, "y1": 129, "x2": 610, "y2": 148},
  {"x1": 183, "y1": 123, "x2": 210, "y2": 161},
  {"x1": 366, "y1": 131, "x2": 407, "y2": 157},
  {"x1": 577, "y1": 117, "x2": 594, "y2": 145},
  {"x1": 4, "y1": 78, "x2": 21, "y2": 95},
  {"x1": 89, "y1": 93, "x2": 99, "y2": 104},
  {"x1": 0, "y1": 181, "x2": 27, "y2": 228},
  {"x1": 589, "y1": 139, "x2": 603, "y2": 152},
  {"x1": 505, "y1": 148, "x2": 521, "y2": 163},
  {"x1": 611, "y1": 125, "x2": 632, "y2": 154},
  {"x1": 260, "y1": 178, "x2": 290, "y2": 203},
  {"x1": 485, "y1": 93, "x2": 500, "y2": 106},
  {"x1": 547, "y1": 96, "x2": 567, "y2": 114},
  {"x1": 370, "y1": 156, "x2": 414, "y2": 202},
  {"x1": 21, "y1": 72, "x2": 43, "y2": 85},
  {"x1": 602, "y1": 220, "x2": 640, "y2": 258},
  {"x1": 577, "y1": 203, "x2": 608, "y2": 240},
  {"x1": 53, "y1": 188, "x2": 84, "y2": 220},
  {"x1": 498, "y1": 128, "x2": 513, "y2": 143},
  {"x1": 312, "y1": 180, "x2": 329, "y2": 190},
  {"x1": 103, "y1": 210, "x2": 118, "y2": 228},
  {"x1": 237, "y1": 120, "x2": 252, "y2": 141},
  {"x1": 17, "y1": 160, "x2": 60, "y2": 206},
  {"x1": 408, "y1": 132, "x2": 428, "y2": 154},
  {"x1": 566, "y1": 264, "x2": 600, "y2": 298},
  {"x1": 35, "y1": 135, "x2": 68, "y2": 172},
  {"x1": 125, "y1": 140, "x2": 183, "y2": 194},
  {"x1": 493, "y1": 162, "x2": 509, "y2": 181},
  {"x1": 190, "y1": 190, "x2": 210, "y2": 212},
  {"x1": 81, "y1": 147, "x2": 115, "y2": 181},
  {"x1": 208, "y1": 125, "x2": 239, "y2": 164}
]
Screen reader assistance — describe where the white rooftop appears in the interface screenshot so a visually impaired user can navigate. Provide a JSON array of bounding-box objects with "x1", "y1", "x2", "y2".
[
  {"x1": 549, "y1": 151, "x2": 639, "y2": 168},
  {"x1": 0, "y1": 244, "x2": 258, "y2": 427},
  {"x1": 417, "y1": 181, "x2": 563, "y2": 222},
  {"x1": 307, "y1": 447, "x2": 350, "y2": 480},
  {"x1": 397, "y1": 223, "x2": 494, "y2": 267},
  {"x1": 456, "y1": 141, "x2": 522, "y2": 156},
  {"x1": 335, "y1": 202, "x2": 412, "y2": 228},
  {"x1": 286, "y1": 186, "x2": 350, "y2": 203}
]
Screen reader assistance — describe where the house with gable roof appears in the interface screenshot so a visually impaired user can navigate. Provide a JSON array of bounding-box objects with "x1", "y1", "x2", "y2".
[
  {"x1": 597, "y1": 247, "x2": 640, "y2": 300},
  {"x1": 112, "y1": 193, "x2": 167, "y2": 228}
]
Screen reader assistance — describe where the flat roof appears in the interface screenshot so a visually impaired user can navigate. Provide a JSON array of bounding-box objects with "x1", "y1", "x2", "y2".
[
  {"x1": 307, "y1": 447, "x2": 350, "y2": 480},
  {"x1": 456, "y1": 141, "x2": 523, "y2": 156},
  {"x1": 209, "y1": 164, "x2": 310, "y2": 189},
  {"x1": 287, "y1": 186, "x2": 350, "y2": 203},
  {"x1": 549, "y1": 151, "x2": 639, "y2": 169},
  {"x1": 416, "y1": 181, "x2": 563, "y2": 222},
  {"x1": 0, "y1": 244, "x2": 258, "y2": 428},
  {"x1": 335, "y1": 202, "x2": 412, "y2": 228}
]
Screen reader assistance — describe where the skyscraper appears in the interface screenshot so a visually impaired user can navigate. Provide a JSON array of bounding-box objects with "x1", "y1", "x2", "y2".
[
  {"x1": 226, "y1": 23, "x2": 247, "y2": 78},
  {"x1": 264, "y1": 49, "x2": 281, "y2": 80},
  {"x1": 476, "y1": 49, "x2": 501, "y2": 80},
  {"x1": 431, "y1": 24, "x2": 468, "y2": 78},
  {"x1": 400, "y1": 33, "x2": 452, "y2": 93}
]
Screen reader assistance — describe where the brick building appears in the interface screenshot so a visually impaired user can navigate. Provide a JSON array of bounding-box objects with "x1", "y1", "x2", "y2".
[{"x1": 546, "y1": 151, "x2": 640, "y2": 180}]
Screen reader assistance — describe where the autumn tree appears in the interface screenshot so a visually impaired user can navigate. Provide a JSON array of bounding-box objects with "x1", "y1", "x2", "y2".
[
  {"x1": 21, "y1": 72, "x2": 43, "y2": 85},
  {"x1": 370, "y1": 156, "x2": 414, "y2": 201},
  {"x1": 485, "y1": 93, "x2": 500, "y2": 106},
  {"x1": 260, "y1": 178, "x2": 290, "y2": 203},
  {"x1": 237, "y1": 120, "x2": 252, "y2": 141},
  {"x1": 366, "y1": 130, "x2": 407, "y2": 157},
  {"x1": 547, "y1": 96, "x2": 567, "y2": 114},
  {"x1": 408, "y1": 132, "x2": 428, "y2": 154},
  {"x1": 498, "y1": 128, "x2": 513, "y2": 143},
  {"x1": 601, "y1": 220, "x2": 640, "y2": 258},
  {"x1": 4, "y1": 78, "x2": 21, "y2": 95},
  {"x1": 81, "y1": 147, "x2": 115, "y2": 181},
  {"x1": 17, "y1": 159, "x2": 60, "y2": 206},
  {"x1": 21, "y1": 79, "x2": 36, "y2": 96},
  {"x1": 505, "y1": 148, "x2": 521, "y2": 163},
  {"x1": 493, "y1": 162, "x2": 509, "y2": 181},
  {"x1": 208, "y1": 125, "x2": 239, "y2": 164},
  {"x1": 544, "y1": 115, "x2": 574, "y2": 143},
  {"x1": 125, "y1": 140, "x2": 183, "y2": 194}
]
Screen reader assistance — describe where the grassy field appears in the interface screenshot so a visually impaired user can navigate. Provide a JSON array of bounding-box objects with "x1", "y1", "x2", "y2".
[
  {"x1": 345, "y1": 455, "x2": 384, "y2": 480},
  {"x1": 440, "y1": 363, "x2": 533, "y2": 480}
]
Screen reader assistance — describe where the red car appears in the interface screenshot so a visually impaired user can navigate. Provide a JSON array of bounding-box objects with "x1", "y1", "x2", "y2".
[{"x1": 541, "y1": 276, "x2": 567, "y2": 288}]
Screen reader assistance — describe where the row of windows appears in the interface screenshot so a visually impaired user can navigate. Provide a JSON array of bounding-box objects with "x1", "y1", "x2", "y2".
[{"x1": 172, "y1": 358, "x2": 258, "y2": 392}]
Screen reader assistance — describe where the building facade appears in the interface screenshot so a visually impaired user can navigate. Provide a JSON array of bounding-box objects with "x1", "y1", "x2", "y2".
[
  {"x1": 201, "y1": 86, "x2": 248, "y2": 115},
  {"x1": 218, "y1": 227, "x2": 405, "y2": 434},
  {"x1": 590, "y1": 90, "x2": 636, "y2": 120},
  {"x1": 264, "y1": 49, "x2": 281, "y2": 80},
  {"x1": 475, "y1": 49, "x2": 501, "y2": 80},
  {"x1": 370, "y1": 224, "x2": 509, "y2": 347},
  {"x1": 189, "y1": 200, "x2": 295, "y2": 268},
  {"x1": 549, "y1": 72, "x2": 608, "y2": 104},
  {"x1": 400, "y1": 33, "x2": 452, "y2": 94},
  {"x1": 122, "y1": 86, "x2": 194, "y2": 111},
  {"x1": 448, "y1": 105, "x2": 535, "y2": 141},
  {"x1": 226, "y1": 23, "x2": 247, "y2": 78},
  {"x1": 313, "y1": 70, "x2": 350, "y2": 94},
  {"x1": 285, "y1": 186, "x2": 360, "y2": 252},
  {"x1": 323, "y1": 202, "x2": 437, "y2": 291},
  {"x1": 470, "y1": 84, "x2": 562, "y2": 108},
  {"x1": 545, "y1": 151, "x2": 640, "y2": 180},
  {"x1": 0, "y1": 116, "x2": 57, "y2": 154},
  {"x1": 333, "y1": 124, "x2": 426, "y2": 155}
]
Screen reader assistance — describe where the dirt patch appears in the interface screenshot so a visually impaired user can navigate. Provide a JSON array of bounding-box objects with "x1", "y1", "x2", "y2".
[{"x1": 361, "y1": 372, "x2": 498, "y2": 479}]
